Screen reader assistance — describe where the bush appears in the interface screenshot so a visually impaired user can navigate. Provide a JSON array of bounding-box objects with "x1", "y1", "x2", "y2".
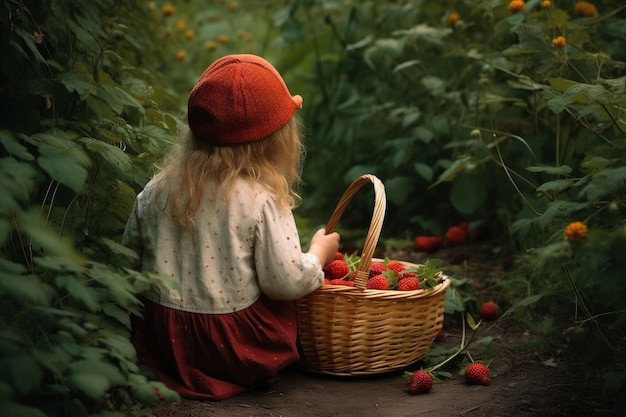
[{"x1": 0, "y1": 1, "x2": 182, "y2": 415}]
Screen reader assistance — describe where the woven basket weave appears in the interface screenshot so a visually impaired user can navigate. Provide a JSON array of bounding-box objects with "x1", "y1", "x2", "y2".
[{"x1": 296, "y1": 174, "x2": 450, "y2": 376}]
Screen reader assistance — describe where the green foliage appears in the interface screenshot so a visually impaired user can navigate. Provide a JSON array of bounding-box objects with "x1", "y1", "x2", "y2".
[
  {"x1": 0, "y1": 0, "x2": 182, "y2": 414},
  {"x1": 262, "y1": 0, "x2": 626, "y2": 396}
]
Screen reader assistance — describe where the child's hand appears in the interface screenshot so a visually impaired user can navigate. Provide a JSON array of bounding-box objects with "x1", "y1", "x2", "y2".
[{"x1": 307, "y1": 228, "x2": 340, "y2": 266}]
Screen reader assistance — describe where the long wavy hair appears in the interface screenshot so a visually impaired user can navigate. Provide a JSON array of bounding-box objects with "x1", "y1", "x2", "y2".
[{"x1": 154, "y1": 117, "x2": 305, "y2": 228}]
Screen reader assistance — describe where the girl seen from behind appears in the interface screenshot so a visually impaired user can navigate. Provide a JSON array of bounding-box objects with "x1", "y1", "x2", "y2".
[{"x1": 123, "y1": 54, "x2": 340, "y2": 401}]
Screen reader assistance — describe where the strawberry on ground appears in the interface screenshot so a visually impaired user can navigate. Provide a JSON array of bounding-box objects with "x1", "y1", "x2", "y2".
[
  {"x1": 397, "y1": 276, "x2": 420, "y2": 291},
  {"x1": 324, "y1": 259, "x2": 349, "y2": 280},
  {"x1": 414, "y1": 236, "x2": 443, "y2": 253},
  {"x1": 404, "y1": 370, "x2": 433, "y2": 394},
  {"x1": 465, "y1": 363, "x2": 491, "y2": 385},
  {"x1": 480, "y1": 301, "x2": 499, "y2": 321},
  {"x1": 367, "y1": 274, "x2": 389, "y2": 290},
  {"x1": 445, "y1": 225, "x2": 467, "y2": 246}
]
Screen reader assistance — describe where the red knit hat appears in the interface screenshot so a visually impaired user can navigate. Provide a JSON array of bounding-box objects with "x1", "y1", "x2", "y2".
[{"x1": 187, "y1": 54, "x2": 303, "y2": 146}]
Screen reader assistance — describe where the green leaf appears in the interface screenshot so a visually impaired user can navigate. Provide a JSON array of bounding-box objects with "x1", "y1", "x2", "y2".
[
  {"x1": 393, "y1": 59, "x2": 420, "y2": 73},
  {"x1": 100, "y1": 85, "x2": 145, "y2": 117},
  {"x1": 0, "y1": 271, "x2": 51, "y2": 305},
  {"x1": 99, "y1": 333, "x2": 136, "y2": 361},
  {"x1": 538, "y1": 201, "x2": 589, "y2": 227},
  {"x1": 580, "y1": 166, "x2": 626, "y2": 201},
  {"x1": 0, "y1": 130, "x2": 34, "y2": 161},
  {"x1": 581, "y1": 156, "x2": 614, "y2": 173},
  {"x1": 414, "y1": 162, "x2": 433, "y2": 182},
  {"x1": 37, "y1": 144, "x2": 88, "y2": 192},
  {"x1": 526, "y1": 165, "x2": 572, "y2": 175},
  {"x1": 67, "y1": 360, "x2": 126, "y2": 400},
  {"x1": 57, "y1": 72, "x2": 96, "y2": 100},
  {"x1": 536, "y1": 179, "x2": 574, "y2": 194},
  {"x1": 18, "y1": 211, "x2": 85, "y2": 266},
  {"x1": 450, "y1": 170, "x2": 488, "y2": 215},
  {"x1": 89, "y1": 264, "x2": 140, "y2": 308},
  {"x1": 429, "y1": 156, "x2": 472, "y2": 188},
  {"x1": 385, "y1": 176, "x2": 412, "y2": 205},
  {"x1": 393, "y1": 24, "x2": 452, "y2": 42},
  {"x1": 0, "y1": 158, "x2": 38, "y2": 216},
  {"x1": 102, "y1": 303, "x2": 131, "y2": 329},
  {"x1": 467, "y1": 312, "x2": 479, "y2": 331},
  {"x1": 78, "y1": 137, "x2": 132, "y2": 176},
  {"x1": 421, "y1": 75, "x2": 446, "y2": 95},
  {"x1": 55, "y1": 275, "x2": 100, "y2": 312}
]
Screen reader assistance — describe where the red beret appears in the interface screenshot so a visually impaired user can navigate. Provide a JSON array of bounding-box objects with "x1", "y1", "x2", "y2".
[{"x1": 187, "y1": 54, "x2": 303, "y2": 146}]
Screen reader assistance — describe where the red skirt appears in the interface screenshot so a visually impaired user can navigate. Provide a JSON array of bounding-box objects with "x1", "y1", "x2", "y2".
[{"x1": 131, "y1": 295, "x2": 300, "y2": 400}]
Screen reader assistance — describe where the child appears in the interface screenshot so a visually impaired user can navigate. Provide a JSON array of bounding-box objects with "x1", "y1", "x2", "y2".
[{"x1": 122, "y1": 54, "x2": 340, "y2": 401}]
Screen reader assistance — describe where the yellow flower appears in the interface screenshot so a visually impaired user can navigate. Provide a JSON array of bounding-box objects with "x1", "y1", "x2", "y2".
[
  {"x1": 218, "y1": 34, "x2": 229, "y2": 44},
  {"x1": 508, "y1": 0, "x2": 525, "y2": 13},
  {"x1": 162, "y1": 4, "x2": 175, "y2": 16},
  {"x1": 552, "y1": 36, "x2": 566, "y2": 48},
  {"x1": 176, "y1": 50, "x2": 186, "y2": 61},
  {"x1": 185, "y1": 30, "x2": 194, "y2": 40},
  {"x1": 540, "y1": 0, "x2": 551, "y2": 9},
  {"x1": 444, "y1": 11, "x2": 459, "y2": 27},
  {"x1": 206, "y1": 40, "x2": 218, "y2": 51},
  {"x1": 574, "y1": 1, "x2": 597, "y2": 17},
  {"x1": 564, "y1": 222, "x2": 588, "y2": 242},
  {"x1": 228, "y1": 2, "x2": 238, "y2": 12},
  {"x1": 176, "y1": 20, "x2": 186, "y2": 31}
]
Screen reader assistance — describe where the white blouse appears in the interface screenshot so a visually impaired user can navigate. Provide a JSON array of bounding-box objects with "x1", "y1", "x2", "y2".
[{"x1": 122, "y1": 177, "x2": 323, "y2": 314}]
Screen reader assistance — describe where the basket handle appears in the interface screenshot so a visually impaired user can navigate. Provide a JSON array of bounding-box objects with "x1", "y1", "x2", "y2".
[{"x1": 325, "y1": 174, "x2": 386, "y2": 289}]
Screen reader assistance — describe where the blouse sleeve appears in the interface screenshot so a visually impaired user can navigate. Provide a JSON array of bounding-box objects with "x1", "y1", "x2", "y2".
[{"x1": 254, "y1": 198, "x2": 324, "y2": 300}]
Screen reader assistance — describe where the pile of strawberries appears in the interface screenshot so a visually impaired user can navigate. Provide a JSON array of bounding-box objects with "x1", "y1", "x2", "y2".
[
  {"x1": 322, "y1": 253, "x2": 442, "y2": 291},
  {"x1": 414, "y1": 221, "x2": 469, "y2": 253}
]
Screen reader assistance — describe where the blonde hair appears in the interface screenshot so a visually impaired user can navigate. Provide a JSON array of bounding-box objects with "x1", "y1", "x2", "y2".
[{"x1": 154, "y1": 117, "x2": 304, "y2": 228}]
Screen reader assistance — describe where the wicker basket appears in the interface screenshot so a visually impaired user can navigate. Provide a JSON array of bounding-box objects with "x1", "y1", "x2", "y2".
[{"x1": 296, "y1": 174, "x2": 451, "y2": 376}]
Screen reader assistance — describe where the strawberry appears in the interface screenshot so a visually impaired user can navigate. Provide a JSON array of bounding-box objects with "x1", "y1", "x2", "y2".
[
  {"x1": 397, "y1": 277, "x2": 420, "y2": 291},
  {"x1": 445, "y1": 226, "x2": 467, "y2": 246},
  {"x1": 329, "y1": 278, "x2": 355, "y2": 287},
  {"x1": 406, "y1": 370, "x2": 433, "y2": 394},
  {"x1": 480, "y1": 301, "x2": 499, "y2": 321},
  {"x1": 366, "y1": 274, "x2": 389, "y2": 290},
  {"x1": 323, "y1": 278, "x2": 331, "y2": 285},
  {"x1": 333, "y1": 252, "x2": 344, "y2": 261},
  {"x1": 324, "y1": 260, "x2": 349, "y2": 280},
  {"x1": 465, "y1": 363, "x2": 491, "y2": 385},
  {"x1": 385, "y1": 260, "x2": 406, "y2": 274},
  {"x1": 414, "y1": 236, "x2": 443, "y2": 253},
  {"x1": 457, "y1": 222, "x2": 469, "y2": 232},
  {"x1": 369, "y1": 261, "x2": 386, "y2": 277}
]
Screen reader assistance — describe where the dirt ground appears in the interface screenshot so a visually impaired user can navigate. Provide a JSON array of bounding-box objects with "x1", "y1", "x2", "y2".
[{"x1": 151, "y1": 240, "x2": 624, "y2": 417}]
